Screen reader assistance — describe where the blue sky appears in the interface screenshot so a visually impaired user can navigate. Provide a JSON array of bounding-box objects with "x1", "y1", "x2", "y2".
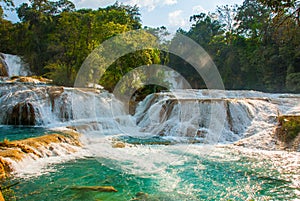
[{"x1": 5, "y1": 0, "x2": 244, "y2": 32}]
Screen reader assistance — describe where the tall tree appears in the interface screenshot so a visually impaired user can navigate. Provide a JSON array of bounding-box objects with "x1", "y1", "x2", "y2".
[
  {"x1": 257, "y1": 0, "x2": 300, "y2": 25},
  {"x1": 16, "y1": 0, "x2": 75, "y2": 74}
]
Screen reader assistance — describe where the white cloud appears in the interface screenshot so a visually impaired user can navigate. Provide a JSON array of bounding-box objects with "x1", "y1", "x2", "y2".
[
  {"x1": 126, "y1": 0, "x2": 177, "y2": 11},
  {"x1": 163, "y1": 0, "x2": 177, "y2": 5},
  {"x1": 168, "y1": 10, "x2": 187, "y2": 27},
  {"x1": 192, "y1": 5, "x2": 208, "y2": 14}
]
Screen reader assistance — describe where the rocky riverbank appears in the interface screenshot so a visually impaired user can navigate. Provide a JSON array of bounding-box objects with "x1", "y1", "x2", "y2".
[{"x1": 0, "y1": 130, "x2": 82, "y2": 179}]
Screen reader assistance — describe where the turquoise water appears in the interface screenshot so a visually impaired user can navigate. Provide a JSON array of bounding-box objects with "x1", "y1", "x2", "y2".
[
  {"x1": 11, "y1": 156, "x2": 298, "y2": 201},
  {"x1": 0, "y1": 126, "x2": 60, "y2": 141},
  {"x1": 1, "y1": 128, "x2": 298, "y2": 200}
]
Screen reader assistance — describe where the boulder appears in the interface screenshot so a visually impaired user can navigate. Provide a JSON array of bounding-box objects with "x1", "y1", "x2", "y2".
[
  {"x1": 112, "y1": 141, "x2": 126, "y2": 148},
  {"x1": 275, "y1": 115, "x2": 300, "y2": 151},
  {"x1": 0, "y1": 54, "x2": 8, "y2": 77},
  {"x1": 48, "y1": 86, "x2": 64, "y2": 100}
]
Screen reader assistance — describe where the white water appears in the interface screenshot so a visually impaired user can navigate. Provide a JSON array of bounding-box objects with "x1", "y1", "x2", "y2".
[
  {"x1": 73, "y1": 89, "x2": 299, "y2": 182},
  {"x1": 0, "y1": 84, "x2": 299, "y2": 141},
  {"x1": 0, "y1": 53, "x2": 30, "y2": 77},
  {"x1": 135, "y1": 90, "x2": 300, "y2": 144},
  {"x1": 0, "y1": 84, "x2": 133, "y2": 131},
  {"x1": 6, "y1": 141, "x2": 91, "y2": 178},
  {"x1": 0, "y1": 53, "x2": 298, "y2": 198},
  {"x1": 0, "y1": 82, "x2": 299, "y2": 185}
]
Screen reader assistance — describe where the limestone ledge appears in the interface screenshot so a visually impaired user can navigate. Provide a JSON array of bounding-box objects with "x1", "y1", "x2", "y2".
[
  {"x1": 0, "y1": 130, "x2": 82, "y2": 179},
  {"x1": 4, "y1": 76, "x2": 52, "y2": 84}
]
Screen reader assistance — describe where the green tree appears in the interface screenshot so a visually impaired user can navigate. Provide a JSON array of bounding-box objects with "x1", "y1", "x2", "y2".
[
  {"x1": 188, "y1": 13, "x2": 224, "y2": 49},
  {"x1": 0, "y1": 0, "x2": 14, "y2": 53},
  {"x1": 16, "y1": 0, "x2": 75, "y2": 74},
  {"x1": 257, "y1": 0, "x2": 300, "y2": 25},
  {"x1": 0, "y1": 0, "x2": 13, "y2": 14}
]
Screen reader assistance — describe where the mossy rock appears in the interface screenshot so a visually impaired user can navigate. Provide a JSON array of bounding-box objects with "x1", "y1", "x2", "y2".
[
  {"x1": 277, "y1": 116, "x2": 300, "y2": 141},
  {"x1": 276, "y1": 115, "x2": 300, "y2": 151}
]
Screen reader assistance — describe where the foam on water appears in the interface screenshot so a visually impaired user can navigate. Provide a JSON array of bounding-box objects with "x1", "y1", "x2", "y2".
[
  {"x1": 14, "y1": 138, "x2": 299, "y2": 200},
  {"x1": 134, "y1": 90, "x2": 293, "y2": 144},
  {"x1": 6, "y1": 144, "x2": 91, "y2": 179},
  {"x1": 1, "y1": 86, "x2": 299, "y2": 200}
]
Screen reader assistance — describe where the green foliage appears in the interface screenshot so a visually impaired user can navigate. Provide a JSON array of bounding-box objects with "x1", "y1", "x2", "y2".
[
  {"x1": 0, "y1": 0, "x2": 299, "y2": 93},
  {"x1": 0, "y1": 18, "x2": 14, "y2": 53},
  {"x1": 99, "y1": 49, "x2": 162, "y2": 92},
  {"x1": 286, "y1": 72, "x2": 300, "y2": 92},
  {"x1": 0, "y1": 0, "x2": 14, "y2": 16},
  {"x1": 168, "y1": 0, "x2": 300, "y2": 92},
  {"x1": 0, "y1": 0, "x2": 151, "y2": 89},
  {"x1": 44, "y1": 62, "x2": 75, "y2": 86},
  {"x1": 278, "y1": 116, "x2": 300, "y2": 142}
]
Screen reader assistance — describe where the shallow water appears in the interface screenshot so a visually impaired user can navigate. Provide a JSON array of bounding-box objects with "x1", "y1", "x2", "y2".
[
  {"x1": 0, "y1": 126, "x2": 60, "y2": 141},
  {"x1": 8, "y1": 131, "x2": 299, "y2": 201},
  {"x1": 0, "y1": 87, "x2": 299, "y2": 200}
]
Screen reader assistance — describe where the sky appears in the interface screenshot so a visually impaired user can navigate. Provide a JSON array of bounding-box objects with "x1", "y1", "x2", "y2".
[{"x1": 5, "y1": 0, "x2": 244, "y2": 32}]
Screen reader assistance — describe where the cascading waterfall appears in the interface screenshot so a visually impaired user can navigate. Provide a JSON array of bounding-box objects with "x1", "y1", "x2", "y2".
[
  {"x1": 0, "y1": 80, "x2": 299, "y2": 200},
  {"x1": 1, "y1": 54, "x2": 298, "y2": 144},
  {"x1": 0, "y1": 83, "x2": 130, "y2": 131},
  {"x1": 0, "y1": 53, "x2": 30, "y2": 77},
  {"x1": 135, "y1": 90, "x2": 300, "y2": 143},
  {"x1": 1, "y1": 82, "x2": 299, "y2": 143}
]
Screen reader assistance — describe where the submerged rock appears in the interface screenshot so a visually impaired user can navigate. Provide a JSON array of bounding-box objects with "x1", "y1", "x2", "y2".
[
  {"x1": 132, "y1": 192, "x2": 149, "y2": 200},
  {"x1": 70, "y1": 186, "x2": 117, "y2": 192}
]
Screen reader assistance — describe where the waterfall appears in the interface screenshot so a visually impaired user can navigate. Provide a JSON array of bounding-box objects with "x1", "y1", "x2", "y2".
[
  {"x1": 135, "y1": 90, "x2": 300, "y2": 143},
  {"x1": 0, "y1": 83, "x2": 131, "y2": 134},
  {"x1": 0, "y1": 83, "x2": 299, "y2": 179},
  {"x1": 0, "y1": 53, "x2": 30, "y2": 77},
  {"x1": 0, "y1": 80, "x2": 299, "y2": 144}
]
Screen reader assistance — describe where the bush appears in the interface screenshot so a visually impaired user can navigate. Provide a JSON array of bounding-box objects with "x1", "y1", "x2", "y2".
[{"x1": 277, "y1": 116, "x2": 300, "y2": 142}]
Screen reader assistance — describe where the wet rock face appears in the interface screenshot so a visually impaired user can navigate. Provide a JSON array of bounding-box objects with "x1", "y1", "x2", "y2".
[
  {"x1": 7, "y1": 102, "x2": 36, "y2": 125},
  {"x1": 0, "y1": 131, "x2": 82, "y2": 179},
  {"x1": 0, "y1": 54, "x2": 8, "y2": 77}
]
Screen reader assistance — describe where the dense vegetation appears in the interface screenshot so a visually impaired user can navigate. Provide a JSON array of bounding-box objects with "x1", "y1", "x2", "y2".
[
  {"x1": 170, "y1": 0, "x2": 300, "y2": 92},
  {"x1": 0, "y1": 0, "x2": 299, "y2": 92}
]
